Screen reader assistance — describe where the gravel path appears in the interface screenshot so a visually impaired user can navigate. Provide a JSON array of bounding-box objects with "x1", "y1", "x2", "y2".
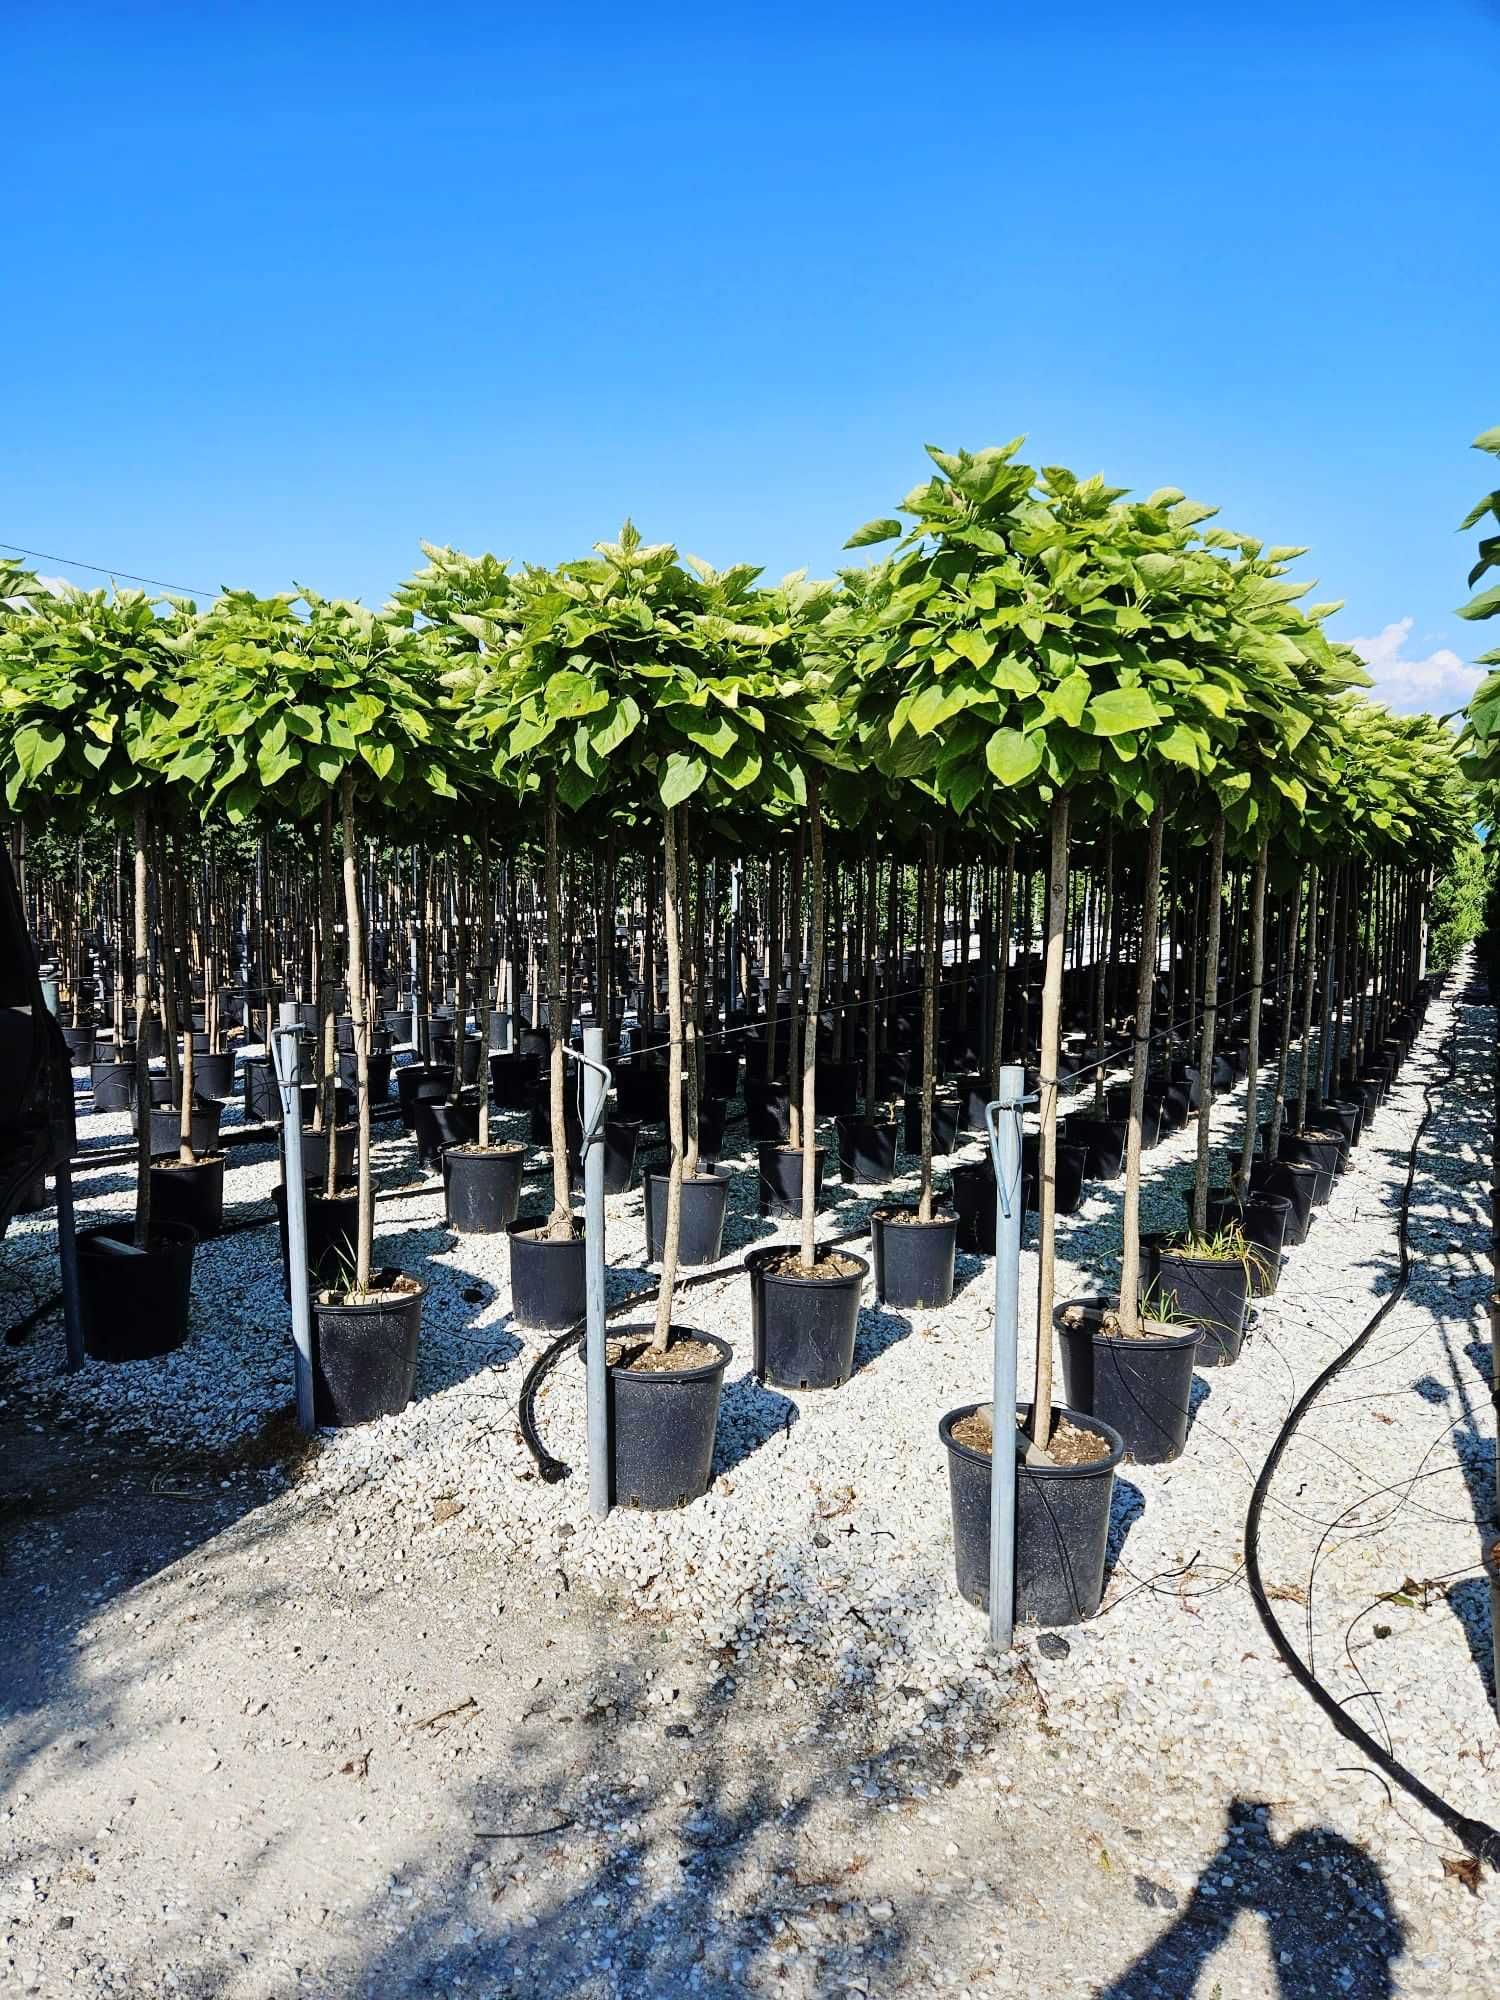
[{"x1": 2, "y1": 973, "x2": 1496, "y2": 1996}]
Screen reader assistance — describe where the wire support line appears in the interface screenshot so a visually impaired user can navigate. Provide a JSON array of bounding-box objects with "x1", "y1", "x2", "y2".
[{"x1": 0, "y1": 540, "x2": 217, "y2": 601}]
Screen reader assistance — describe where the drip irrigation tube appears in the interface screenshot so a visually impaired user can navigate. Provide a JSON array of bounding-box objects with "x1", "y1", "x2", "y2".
[{"x1": 1244, "y1": 1001, "x2": 1500, "y2": 1871}]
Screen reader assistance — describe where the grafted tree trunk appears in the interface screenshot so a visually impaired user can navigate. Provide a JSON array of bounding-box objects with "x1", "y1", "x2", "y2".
[
  {"x1": 1191, "y1": 814, "x2": 1226, "y2": 1238},
  {"x1": 1235, "y1": 839, "x2": 1269, "y2": 1198},
  {"x1": 800, "y1": 774, "x2": 824, "y2": 1266},
  {"x1": 132, "y1": 805, "x2": 153, "y2": 1249},
  {"x1": 1032, "y1": 791, "x2": 1071, "y2": 1451},
  {"x1": 652, "y1": 801, "x2": 685, "y2": 1353},
  {"x1": 1119, "y1": 807, "x2": 1165, "y2": 1338},
  {"x1": 340, "y1": 773, "x2": 374, "y2": 1294}
]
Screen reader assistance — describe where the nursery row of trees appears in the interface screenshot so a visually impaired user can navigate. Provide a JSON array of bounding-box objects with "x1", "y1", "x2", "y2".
[{"x1": 0, "y1": 442, "x2": 1476, "y2": 1460}]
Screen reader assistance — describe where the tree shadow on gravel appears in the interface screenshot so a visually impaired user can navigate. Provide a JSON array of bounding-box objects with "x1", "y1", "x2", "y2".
[
  {"x1": 849, "y1": 1302, "x2": 911, "y2": 1378},
  {"x1": 1098, "y1": 1796, "x2": 1406, "y2": 1999}
]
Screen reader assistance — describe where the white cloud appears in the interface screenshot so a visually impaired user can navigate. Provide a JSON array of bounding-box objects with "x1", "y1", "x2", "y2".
[{"x1": 1350, "y1": 617, "x2": 1482, "y2": 717}]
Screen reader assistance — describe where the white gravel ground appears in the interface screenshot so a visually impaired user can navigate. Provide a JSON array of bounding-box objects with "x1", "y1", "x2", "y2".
[{"x1": 3, "y1": 968, "x2": 1497, "y2": 1995}]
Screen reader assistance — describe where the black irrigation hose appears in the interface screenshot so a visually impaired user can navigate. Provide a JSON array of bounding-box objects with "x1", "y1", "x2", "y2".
[
  {"x1": 1243, "y1": 1002, "x2": 1500, "y2": 1871},
  {"x1": 517, "y1": 1222, "x2": 869, "y2": 1483}
]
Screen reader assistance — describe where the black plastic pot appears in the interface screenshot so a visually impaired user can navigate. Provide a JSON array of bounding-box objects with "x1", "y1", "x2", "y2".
[
  {"x1": 757, "y1": 1141, "x2": 826, "y2": 1219},
  {"x1": 444, "y1": 1143, "x2": 525, "y2": 1233},
  {"x1": 148, "y1": 1155, "x2": 225, "y2": 1238},
  {"x1": 1354, "y1": 1075, "x2": 1384, "y2": 1122},
  {"x1": 567, "y1": 1117, "x2": 640, "y2": 1196},
  {"x1": 1278, "y1": 1128, "x2": 1344, "y2": 1195},
  {"x1": 744, "y1": 1076, "x2": 791, "y2": 1143},
  {"x1": 77, "y1": 1223, "x2": 196, "y2": 1363},
  {"x1": 602, "y1": 1325, "x2": 731, "y2": 1509},
  {"x1": 1021, "y1": 1136, "x2": 1088, "y2": 1217},
  {"x1": 193, "y1": 1051, "x2": 236, "y2": 1100},
  {"x1": 338, "y1": 1048, "x2": 394, "y2": 1103},
  {"x1": 62, "y1": 1024, "x2": 95, "y2": 1061},
  {"x1": 137, "y1": 1099, "x2": 223, "y2": 1159},
  {"x1": 940, "y1": 1401, "x2": 1124, "y2": 1626},
  {"x1": 1056, "y1": 1296, "x2": 1201, "y2": 1464},
  {"x1": 951, "y1": 1160, "x2": 997, "y2": 1255},
  {"x1": 414, "y1": 1095, "x2": 478, "y2": 1167},
  {"x1": 835, "y1": 1115, "x2": 899, "y2": 1185},
  {"x1": 615, "y1": 1062, "x2": 669, "y2": 1125},
  {"x1": 295, "y1": 1121, "x2": 358, "y2": 1186},
  {"x1": 1062, "y1": 1115, "x2": 1127, "y2": 1181},
  {"x1": 1309, "y1": 1100, "x2": 1360, "y2": 1151},
  {"x1": 903, "y1": 1093, "x2": 961, "y2": 1156},
  {"x1": 747, "y1": 1245, "x2": 868, "y2": 1389},
  {"x1": 1188, "y1": 1189, "x2": 1291, "y2": 1295},
  {"x1": 1251, "y1": 1159, "x2": 1317, "y2": 1244},
  {"x1": 397, "y1": 1064, "x2": 453, "y2": 1131},
  {"x1": 273, "y1": 1180, "x2": 360, "y2": 1297},
  {"x1": 311, "y1": 1274, "x2": 423, "y2": 1426},
  {"x1": 90, "y1": 1060, "x2": 135, "y2": 1113},
  {"x1": 242, "y1": 1055, "x2": 280, "y2": 1124},
  {"x1": 815, "y1": 1061, "x2": 861, "y2": 1119},
  {"x1": 955, "y1": 1074, "x2": 992, "y2": 1134},
  {"x1": 489, "y1": 1052, "x2": 540, "y2": 1110},
  {"x1": 702, "y1": 1049, "x2": 740, "y2": 1099},
  {"x1": 1146, "y1": 1242, "x2": 1250, "y2": 1364},
  {"x1": 644, "y1": 1167, "x2": 730, "y2": 1265},
  {"x1": 508, "y1": 1217, "x2": 587, "y2": 1330},
  {"x1": 695, "y1": 1096, "x2": 728, "y2": 1162},
  {"x1": 871, "y1": 1207, "x2": 957, "y2": 1309}
]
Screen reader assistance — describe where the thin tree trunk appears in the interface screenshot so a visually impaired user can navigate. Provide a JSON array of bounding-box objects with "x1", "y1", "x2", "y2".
[
  {"x1": 1270, "y1": 873, "x2": 1302, "y2": 1157},
  {"x1": 318, "y1": 798, "x2": 339, "y2": 1193},
  {"x1": 131, "y1": 807, "x2": 154, "y2": 1247},
  {"x1": 1191, "y1": 815, "x2": 1226, "y2": 1237},
  {"x1": 990, "y1": 842, "x2": 1014, "y2": 1088},
  {"x1": 1119, "y1": 808, "x2": 1165, "y2": 1336},
  {"x1": 1032, "y1": 791, "x2": 1071, "y2": 1451},
  {"x1": 1296, "y1": 867, "x2": 1321, "y2": 1132},
  {"x1": 1092, "y1": 826, "x2": 1113, "y2": 1114},
  {"x1": 918, "y1": 827, "x2": 941, "y2": 1223},
  {"x1": 340, "y1": 774, "x2": 374, "y2": 1294},
  {"x1": 1235, "y1": 839, "x2": 1269, "y2": 1197},
  {"x1": 652, "y1": 802, "x2": 685, "y2": 1353},
  {"x1": 800, "y1": 775, "x2": 824, "y2": 1266},
  {"x1": 479, "y1": 818, "x2": 492, "y2": 1151},
  {"x1": 545, "y1": 778, "x2": 571, "y2": 1237}
]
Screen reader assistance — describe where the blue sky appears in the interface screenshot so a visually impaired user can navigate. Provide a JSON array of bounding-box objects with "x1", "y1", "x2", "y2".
[{"x1": 5, "y1": 2, "x2": 1497, "y2": 715}]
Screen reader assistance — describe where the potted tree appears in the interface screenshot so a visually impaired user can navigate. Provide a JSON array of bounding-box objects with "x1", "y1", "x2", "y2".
[
  {"x1": 0, "y1": 582, "x2": 198, "y2": 1360},
  {"x1": 179, "y1": 590, "x2": 468, "y2": 1421}
]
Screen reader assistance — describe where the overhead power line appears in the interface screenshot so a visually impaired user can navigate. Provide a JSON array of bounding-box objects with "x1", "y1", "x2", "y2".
[{"x1": 0, "y1": 541, "x2": 217, "y2": 600}]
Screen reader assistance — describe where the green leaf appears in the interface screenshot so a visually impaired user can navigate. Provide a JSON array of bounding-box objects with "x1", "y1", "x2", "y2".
[
  {"x1": 589, "y1": 695, "x2": 640, "y2": 759},
  {"x1": 946, "y1": 628, "x2": 993, "y2": 669},
  {"x1": 1154, "y1": 723, "x2": 1201, "y2": 769},
  {"x1": 659, "y1": 751, "x2": 707, "y2": 807},
  {"x1": 12, "y1": 723, "x2": 65, "y2": 785},
  {"x1": 1457, "y1": 583, "x2": 1500, "y2": 622},
  {"x1": 984, "y1": 728, "x2": 1043, "y2": 787},
  {"x1": 360, "y1": 740, "x2": 397, "y2": 782},
  {"x1": 1088, "y1": 687, "x2": 1162, "y2": 735},
  {"x1": 1474, "y1": 426, "x2": 1500, "y2": 456},
  {"x1": 844, "y1": 518, "x2": 903, "y2": 549},
  {"x1": 1049, "y1": 671, "x2": 1092, "y2": 727}
]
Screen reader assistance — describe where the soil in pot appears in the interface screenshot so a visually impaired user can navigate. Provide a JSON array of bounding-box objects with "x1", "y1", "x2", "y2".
[
  {"x1": 757, "y1": 1141, "x2": 826, "y2": 1219},
  {"x1": 77, "y1": 1223, "x2": 196, "y2": 1363},
  {"x1": 149, "y1": 1154, "x2": 226, "y2": 1237},
  {"x1": 444, "y1": 1141, "x2": 525, "y2": 1234},
  {"x1": 644, "y1": 1166, "x2": 730, "y2": 1265},
  {"x1": 940, "y1": 1401, "x2": 1123, "y2": 1626},
  {"x1": 508, "y1": 1217, "x2": 587, "y2": 1329},
  {"x1": 747, "y1": 1246, "x2": 868, "y2": 1389},
  {"x1": 311, "y1": 1271, "x2": 423, "y2": 1426},
  {"x1": 1056, "y1": 1296, "x2": 1200, "y2": 1464},
  {"x1": 601, "y1": 1326, "x2": 731, "y2": 1509},
  {"x1": 835, "y1": 1115, "x2": 899, "y2": 1185},
  {"x1": 1145, "y1": 1240, "x2": 1251, "y2": 1364},
  {"x1": 871, "y1": 1206, "x2": 957, "y2": 1309}
]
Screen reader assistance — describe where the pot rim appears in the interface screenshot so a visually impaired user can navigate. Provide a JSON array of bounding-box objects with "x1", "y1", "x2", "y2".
[
  {"x1": 79, "y1": 1220, "x2": 198, "y2": 1254},
  {"x1": 872, "y1": 1206, "x2": 958, "y2": 1233},
  {"x1": 444, "y1": 1140, "x2": 526, "y2": 1160},
  {"x1": 938, "y1": 1400, "x2": 1126, "y2": 1478},
  {"x1": 506, "y1": 1216, "x2": 585, "y2": 1246},
  {"x1": 744, "y1": 1246, "x2": 870, "y2": 1288},
  {"x1": 643, "y1": 1164, "x2": 732, "y2": 1189},
  {"x1": 603, "y1": 1324, "x2": 733, "y2": 1385},
  {"x1": 1053, "y1": 1294, "x2": 1204, "y2": 1350},
  {"x1": 312, "y1": 1270, "x2": 427, "y2": 1317}
]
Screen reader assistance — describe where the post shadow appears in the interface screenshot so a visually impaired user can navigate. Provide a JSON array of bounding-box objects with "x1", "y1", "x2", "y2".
[{"x1": 1098, "y1": 1797, "x2": 1405, "y2": 1999}]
